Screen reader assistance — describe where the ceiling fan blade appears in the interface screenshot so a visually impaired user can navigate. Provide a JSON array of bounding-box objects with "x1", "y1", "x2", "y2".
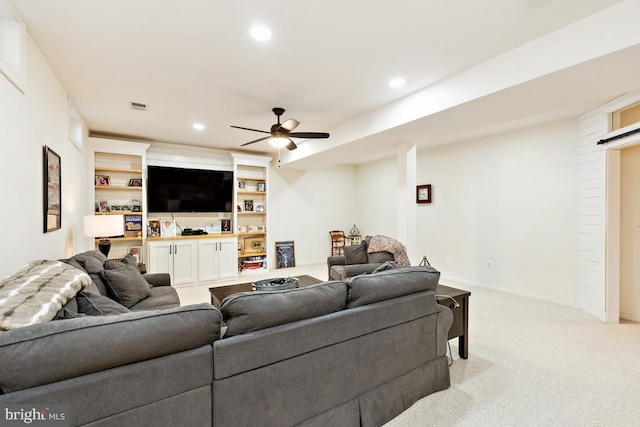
[
  {"x1": 241, "y1": 136, "x2": 271, "y2": 146},
  {"x1": 289, "y1": 132, "x2": 330, "y2": 139},
  {"x1": 231, "y1": 125, "x2": 271, "y2": 134},
  {"x1": 286, "y1": 140, "x2": 297, "y2": 150},
  {"x1": 280, "y1": 119, "x2": 300, "y2": 132}
]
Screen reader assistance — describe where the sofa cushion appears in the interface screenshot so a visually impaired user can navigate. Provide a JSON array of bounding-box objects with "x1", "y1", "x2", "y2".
[
  {"x1": 77, "y1": 291, "x2": 131, "y2": 315},
  {"x1": 343, "y1": 241, "x2": 368, "y2": 264},
  {"x1": 0, "y1": 260, "x2": 92, "y2": 331},
  {"x1": 101, "y1": 263, "x2": 151, "y2": 308},
  {"x1": 54, "y1": 297, "x2": 83, "y2": 320},
  {"x1": 345, "y1": 266, "x2": 440, "y2": 308},
  {"x1": 129, "y1": 286, "x2": 180, "y2": 311},
  {"x1": 221, "y1": 281, "x2": 347, "y2": 337},
  {"x1": 367, "y1": 251, "x2": 394, "y2": 264},
  {"x1": 63, "y1": 250, "x2": 111, "y2": 296}
]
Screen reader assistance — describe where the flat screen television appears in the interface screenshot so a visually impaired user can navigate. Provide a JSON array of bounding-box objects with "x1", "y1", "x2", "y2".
[{"x1": 147, "y1": 165, "x2": 233, "y2": 213}]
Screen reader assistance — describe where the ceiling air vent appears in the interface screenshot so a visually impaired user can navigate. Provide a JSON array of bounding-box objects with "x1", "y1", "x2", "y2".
[{"x1": 130, "y1": 102, "x2": 147, "y2": 111}]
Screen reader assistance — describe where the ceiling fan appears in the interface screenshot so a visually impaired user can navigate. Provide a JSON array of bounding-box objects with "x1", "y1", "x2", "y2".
[{"x1": 231, "y1": 107, "x2": 330, "y2": 151}]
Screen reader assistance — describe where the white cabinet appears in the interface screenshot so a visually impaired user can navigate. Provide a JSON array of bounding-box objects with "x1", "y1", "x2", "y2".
[
  {"x1": 198, "y1": 237, "x2": 238, "y2": 282},
  {"x1": 148, "y1": 240, "x2": 197, "y2": 286},
  {"x1": 148, "y1": 236, "x2": 238, "y2": 286}
]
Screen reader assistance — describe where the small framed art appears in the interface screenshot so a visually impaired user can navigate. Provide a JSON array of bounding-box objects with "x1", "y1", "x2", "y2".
[
  {"x1": 95, "y1": 175, "x2": 110, "y2": 186},
  {"x1": 416, "y1": 184, "x2": 432, "y2": 204}
]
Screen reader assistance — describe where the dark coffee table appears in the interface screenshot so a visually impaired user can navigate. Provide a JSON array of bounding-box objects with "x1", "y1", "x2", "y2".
[
  {"x1": 435, "y1": 284, "x2": 471, "y2": 359},
  {"x1": 209, "y1": 275, "x2": 323, "y2": 308}
]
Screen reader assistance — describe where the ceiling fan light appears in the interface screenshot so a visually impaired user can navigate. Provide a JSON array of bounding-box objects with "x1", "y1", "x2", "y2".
[{"x1": 270, "y1": 136, "x2": 290, "y2": 148}]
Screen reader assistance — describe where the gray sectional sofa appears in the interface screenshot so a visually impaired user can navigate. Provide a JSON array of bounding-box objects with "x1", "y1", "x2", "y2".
[{"x1": 0, "y1": 252, "x2": 452, "y2": 427}]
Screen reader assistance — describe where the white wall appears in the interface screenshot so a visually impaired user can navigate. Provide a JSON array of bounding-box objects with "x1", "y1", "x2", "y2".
[
  {"x1": 354, "y1": 158, "x2": 398, "y2": 239},
  {"x1": 0, "y1": 35, "x2": 89, "y2": 278},
  {"x1": 356, "y1": 119, "x2": 581, "y2": 306},
  {"x1": 269, "y1": 164, "x2": 357, "y2": 266},
  {"x1": 417, "y1": 119, "x2": 580, "y2": 305}
]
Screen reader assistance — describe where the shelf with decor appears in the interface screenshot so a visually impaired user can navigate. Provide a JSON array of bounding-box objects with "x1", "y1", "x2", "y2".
[
  {"x1": 90, "y1": 138, "x2": 150, "y2": 262},
  {"x1": 95, "y1": 185, "x2": 142, "y2": 190},
  {"x1": 232, "y1": 154, "x2": 271, "y2": 273}
]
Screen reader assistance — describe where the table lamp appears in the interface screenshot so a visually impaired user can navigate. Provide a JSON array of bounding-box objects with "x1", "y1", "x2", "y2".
[{"x1": 84, "y1": 214, "x2": 124, "y2": 257}]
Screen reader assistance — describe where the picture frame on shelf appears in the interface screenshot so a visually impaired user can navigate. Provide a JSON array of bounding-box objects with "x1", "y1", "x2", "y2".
[
  {"x1": 257, "y1": 181, "x2": 266, "y2": 192},
  {"x1": 130, "y1": 199, "x2": 141, "y2": 212},
  {"x1": 221, "y1": 219, "x2": 231, "y2": 232},
  {"x1": 244, "y1": 237, "x2": 265, "y2": 254},
  {"x1": 416, "y1": 184, "x2": 432, "y2": 204},
  {"x1": 128, "y1": 178, "x2": 142, "y2": 187},
  {"x1": 160, "y1": 218, "x2": 176, "y2": 237},
  {"x1": 244, "y1": 200, "x2": 254, "y2": 212},
  {"x1": 128, "y1": 246, "x2": 143, "y2": 263},
  {"x1": 97, "y1": 200, "x2": 110, "y2": 212},
  {"x1": 205, "y1": 222, "x2": 221, "y2": 234},
  {"x1": 43, "y1": 146, "x2": 61, "y2": 233},
  {"x1": 95, "y1": 175, "x2": 110, "y2": 186},
  {"x1": 148, "y1": 219, "x2": 161, "y2": 237},
  {"x1": 275, "y1": 241, "x2": 296, "y2": 269}
]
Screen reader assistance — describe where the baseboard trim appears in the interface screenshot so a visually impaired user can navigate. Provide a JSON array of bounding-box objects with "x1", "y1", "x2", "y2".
[{"x1": 440, "y1": 275, "x2": 580, "y2": 310}]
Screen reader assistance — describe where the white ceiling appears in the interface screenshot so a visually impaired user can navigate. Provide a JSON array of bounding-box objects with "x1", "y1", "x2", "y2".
[{"x1": 10, "y1": 0, "x2": 640, "y2": 168}]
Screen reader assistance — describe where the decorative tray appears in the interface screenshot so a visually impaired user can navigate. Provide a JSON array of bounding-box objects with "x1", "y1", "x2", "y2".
[{"x1": 252, "y1": 277, "x2": 299, "y2": 292}]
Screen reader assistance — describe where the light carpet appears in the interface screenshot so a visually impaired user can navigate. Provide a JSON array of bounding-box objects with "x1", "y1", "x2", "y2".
[{"x1": 384, "y1": 285, "x2": 640, "y2": 427}]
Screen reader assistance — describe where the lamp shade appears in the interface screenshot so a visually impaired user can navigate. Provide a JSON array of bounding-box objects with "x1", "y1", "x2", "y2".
[{"x1": 84, "y1": 215, "x2": 124, "y2": 238}]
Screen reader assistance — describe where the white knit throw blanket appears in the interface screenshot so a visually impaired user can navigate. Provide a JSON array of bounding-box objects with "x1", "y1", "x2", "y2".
[
  {"x1": 367, "y1": 235, "x2": 411, "y2": 267},
  {"x1": 0, "y1": 260, "x2": 91, "y2": 332}
]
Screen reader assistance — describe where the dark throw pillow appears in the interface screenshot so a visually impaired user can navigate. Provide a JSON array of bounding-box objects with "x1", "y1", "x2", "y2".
[
  {"x1": 344, "y1": 241, "x2": 368, "y2": 264},
  {"x1": 101, "y1": 263, "x2": 151, "y2": 308},
  {"x1": 77, "y1": 291, "x2": 131, "y2": 316}
]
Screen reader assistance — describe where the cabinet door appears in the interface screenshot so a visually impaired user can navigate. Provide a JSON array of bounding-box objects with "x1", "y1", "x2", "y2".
[
  {"x1": 217, "y1": 238, "x2": 239, "y2": 280},
  {"x1": 173, "y1": 240, "x2": 198, "y2": 285},
  {"x1": 198, "y1": 240, "x2": 219, "y2": 282},
  {"x1": 148, "y1": 241, "x2": 173, "y2": 278}
]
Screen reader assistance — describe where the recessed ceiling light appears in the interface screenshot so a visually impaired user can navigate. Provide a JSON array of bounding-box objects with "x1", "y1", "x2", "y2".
[
  {"x1": 250, "y1": 24, "x2": 272, "y2": 42},
  {"x1": 193, "y1": 123, "x2": 205, "y2": 130},
  {"x1": 389, "y1": 77, "x2": 406, "y2": 89}
]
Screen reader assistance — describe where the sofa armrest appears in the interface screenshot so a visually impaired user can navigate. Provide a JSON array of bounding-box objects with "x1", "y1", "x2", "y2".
[
  {"x1": 327, "y1": 256, "x2": 346, "y2": 280},
  {"x1": 0, "y1": 303, "x2": 221, "y2": 393},
  {"x1": 143, "y1": 272, "x2": 171, "y2": 287}
]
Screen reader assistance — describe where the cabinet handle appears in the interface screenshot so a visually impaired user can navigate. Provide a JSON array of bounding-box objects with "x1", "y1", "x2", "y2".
[
  {"x1": 169, "y1": 245, "x2": 172, "y2": 255},
  {"x1": 174, "y1": 244, "x2": 177, "y2": 254}
]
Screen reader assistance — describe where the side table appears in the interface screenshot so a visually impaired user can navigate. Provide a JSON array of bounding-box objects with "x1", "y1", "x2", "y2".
[{"x1": 435, "y1": 284, "x2": 471, "y2": 359}]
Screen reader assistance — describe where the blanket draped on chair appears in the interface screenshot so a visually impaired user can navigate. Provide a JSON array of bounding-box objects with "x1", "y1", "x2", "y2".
[
  {"x1": 0, "y1": 260, "x2": 91, "y2": 331},
  {"x1": 367, "y1": 235, "x2": 411, "y2": 267}
]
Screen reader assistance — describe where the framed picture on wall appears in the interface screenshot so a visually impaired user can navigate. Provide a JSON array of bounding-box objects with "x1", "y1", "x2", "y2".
[
  {"x1": 43, "y1": 146, "x2": 61, "y2": 233},
  {"x1": 416, "y1": 184, "x2": 432, "y2": 204}
]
